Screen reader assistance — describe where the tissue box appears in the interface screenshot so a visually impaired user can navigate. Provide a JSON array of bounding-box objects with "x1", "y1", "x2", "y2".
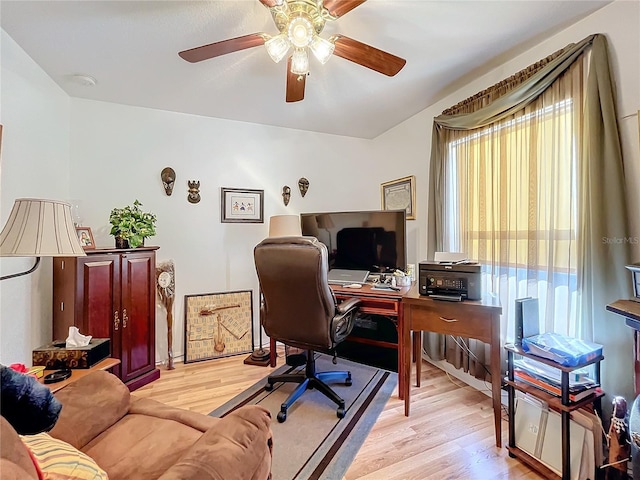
[{"x1": 32, "y1": 338, "x2": 110, "y2": 369}]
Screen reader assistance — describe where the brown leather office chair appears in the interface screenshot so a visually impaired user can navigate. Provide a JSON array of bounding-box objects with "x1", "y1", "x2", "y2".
[{"x1": 254, "y1": 236, "x2": 361, "y2": 423}]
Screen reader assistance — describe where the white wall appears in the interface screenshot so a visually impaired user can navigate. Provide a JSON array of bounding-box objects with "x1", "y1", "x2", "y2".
[
  {"x1": 68, "y1": 99, "x2": 422, "y2": 364},
  {"x1": 376, "y1": 0, "x2": 640, "y2": 403},
  {"x1": 0, "y1": 30, "x2": 72, "y2": 364}
]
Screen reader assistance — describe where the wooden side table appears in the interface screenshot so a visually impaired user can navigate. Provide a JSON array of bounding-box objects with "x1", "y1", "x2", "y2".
[{"x1": 39, "y1": 357, "x2": 121, "y2": 393}]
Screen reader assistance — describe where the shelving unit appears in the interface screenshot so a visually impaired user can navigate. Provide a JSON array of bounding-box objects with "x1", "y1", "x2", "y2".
[{"x1": 504, "y1": 343, "x2": 604, "y2": 480}]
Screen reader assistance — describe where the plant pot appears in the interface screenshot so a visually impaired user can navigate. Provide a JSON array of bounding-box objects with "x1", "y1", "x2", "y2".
[{"x1": 115, "y1": 236, "x2": 129, "y2": 249}]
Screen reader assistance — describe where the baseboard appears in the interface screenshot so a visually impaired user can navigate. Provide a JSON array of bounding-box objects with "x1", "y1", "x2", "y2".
[
  {"x1": 421, "y1": 353, "x2": 509, "y2": 406},
  {"x1": 125, "y1": 368, "x2": 160, "y2": 391}
]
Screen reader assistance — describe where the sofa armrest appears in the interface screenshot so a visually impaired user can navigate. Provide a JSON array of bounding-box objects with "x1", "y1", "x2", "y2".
[
  {"x1": 129, "y1": 396, "x2": 219, "y2": 432},
  {"x1": 158, "y1": 405, "x2": 273, "y2": 480},
  {"x1": 49, "y1": 371, "x2": 130, "y2": 450}
]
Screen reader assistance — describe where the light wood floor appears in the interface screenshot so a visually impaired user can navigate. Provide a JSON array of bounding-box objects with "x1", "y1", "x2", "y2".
[{"x1": 133, "y1": 351, "x2": 544, "y2": 480}]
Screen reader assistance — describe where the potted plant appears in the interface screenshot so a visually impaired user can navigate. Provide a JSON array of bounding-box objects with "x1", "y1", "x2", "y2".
[{"x1": 109, "y1": 200, "x2": 157, "y2": 248}]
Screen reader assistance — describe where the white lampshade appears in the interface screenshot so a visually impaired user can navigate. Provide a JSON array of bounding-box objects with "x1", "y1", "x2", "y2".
[
  {"x1": 0, "y1": 198, "x2": 86, "y2": 257},
  {"x1": 268, "y1": 215, "x2": 302, "y2": 237}
]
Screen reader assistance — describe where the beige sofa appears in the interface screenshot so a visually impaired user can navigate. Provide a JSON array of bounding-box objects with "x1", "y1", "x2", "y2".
[{"x1": 0, "y1": 370, "x2": 273, "y2": 480}]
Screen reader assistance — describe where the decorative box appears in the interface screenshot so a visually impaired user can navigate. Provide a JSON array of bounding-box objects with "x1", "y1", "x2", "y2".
[
  {"x1": 32, "y1": 338, "x2": 110, "y2": 369},
  {"x1": 626, "y1": 264, "x2": 640, "y2": 302}
]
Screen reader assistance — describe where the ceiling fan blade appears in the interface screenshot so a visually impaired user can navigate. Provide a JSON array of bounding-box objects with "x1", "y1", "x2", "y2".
[
  {"x1": 333, "y1": 35, "x2": 406, "y2": 76},
  {"x1": 286, "y1": 58, "x2": 306, "y2": 102},
  {"x1": 179, "y1": 34, "x2": 265, "y2": 63},
  {"x1": 323, "y1": 0, "x2": 367, "y2": 18}
]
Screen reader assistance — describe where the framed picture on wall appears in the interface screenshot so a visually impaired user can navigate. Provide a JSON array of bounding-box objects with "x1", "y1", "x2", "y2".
[
  {"x1": 220, "y1": 187, "x2": 264, "y2": 223},
  {"x1": 381, "y1": 175, "x2": 416, "y2": 220},
  {"x1": 184, "y1": 290, "x2": 253, "y2": 363},
  {"x1": 75, "y1": 226, "x2": 96, "y2": 250}
]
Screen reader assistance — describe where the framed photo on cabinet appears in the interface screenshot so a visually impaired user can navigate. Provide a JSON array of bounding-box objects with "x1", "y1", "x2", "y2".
[
  {"x1": 184, "y1": 290, "x2": 253, "y2": 363},
  {"x1": 75, "y1": 226, "x2": 96, "y2": 250},
  {"x1": 220, "y1": 187, "x2": 264, "y2": 223},
  {"x1": 381, "y1": 175, "x2": 416, "y2": 220}
]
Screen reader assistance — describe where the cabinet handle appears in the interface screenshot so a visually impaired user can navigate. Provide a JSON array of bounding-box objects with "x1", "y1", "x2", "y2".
[
  {"x1": 123, "y1": 309, "x2": 128, "y2": 329},
  {"x1": 114, "y1": 311, "x2": 120, "y2": 331},
  {"x1": 439, "y1": 316, "x2": 458, "y2": 323}
]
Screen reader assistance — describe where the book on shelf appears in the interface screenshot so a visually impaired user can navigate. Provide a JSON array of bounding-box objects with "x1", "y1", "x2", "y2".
[
  {"x1": 513, "y1": 368, "x2": 601, "y2": 402},
  {"x1": 513, "y1": 357, "x2": 598, "y2": 388}
]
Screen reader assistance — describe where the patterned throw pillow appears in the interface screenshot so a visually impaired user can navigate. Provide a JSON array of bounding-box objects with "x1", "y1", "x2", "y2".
[{"x1": 20, "y1": 432, "x2": 108, "y2": 480}]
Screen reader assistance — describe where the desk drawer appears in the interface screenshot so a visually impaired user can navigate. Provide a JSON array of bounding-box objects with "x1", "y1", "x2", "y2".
[
  {"x1": 336, "y1": 295, "x2": 399, "y2": 316},
  {"x1": 407, "y1": 302, "x2": 493, "y2": 341}
]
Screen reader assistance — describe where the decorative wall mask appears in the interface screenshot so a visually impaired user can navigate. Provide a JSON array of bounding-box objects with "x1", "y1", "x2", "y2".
[
  {"x1": 188, "y1": 180, "x2": 201, "y2": 204},
  {"x1": 298, "y1": 177, "x2": 309, "y2": 197},
  {"x1": 282, "y1": 185, "x2": 291, "y2": 206},
  {"x1": 161, "y1": 167, "x2": 176, "y2": 196}
]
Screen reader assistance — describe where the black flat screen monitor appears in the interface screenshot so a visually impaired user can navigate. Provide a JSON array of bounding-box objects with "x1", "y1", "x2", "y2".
[{"x1": 300, "y1": 210, "x2": 406, "y2": 273}]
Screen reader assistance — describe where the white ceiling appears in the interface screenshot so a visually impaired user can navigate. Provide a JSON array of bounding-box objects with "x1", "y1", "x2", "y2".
[{"x1": 1, "y1": 0, "x2": 610, "y2": 139}]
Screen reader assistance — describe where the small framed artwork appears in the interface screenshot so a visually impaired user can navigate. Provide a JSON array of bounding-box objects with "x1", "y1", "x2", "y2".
[
  {"x1": 184, "y1": 290, "x2": 253, "y2": 363},
  {"x1": 221, "y1": 187, "x2": 264, "y2": 223},
  {"x1": 381, "y1": 175, "x2": 416, "y2": 220},
  {"x1": 75, "y1": 226, "x2": 96, "y2": 250}
]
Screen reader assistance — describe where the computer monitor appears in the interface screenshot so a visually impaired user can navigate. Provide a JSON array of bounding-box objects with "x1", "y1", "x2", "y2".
[{"x1": 300, "y1": 210, "x2": 407, "y2": 273}]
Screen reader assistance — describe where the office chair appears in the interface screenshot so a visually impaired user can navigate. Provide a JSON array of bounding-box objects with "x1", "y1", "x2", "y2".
[{"x1": 254, "y1": 236, "x2": 361, "y2": 422}]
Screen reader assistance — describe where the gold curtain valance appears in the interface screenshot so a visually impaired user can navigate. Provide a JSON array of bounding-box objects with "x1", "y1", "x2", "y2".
[{"x1": 441, "y1": 47, "x2": 567, "y2": 116}]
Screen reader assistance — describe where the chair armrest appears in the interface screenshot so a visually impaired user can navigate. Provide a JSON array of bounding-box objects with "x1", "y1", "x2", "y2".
[
  {"x1": 49, "y1": 371, "x2": 129, "y2": 450},
  {"x1": 336, "y1": 297, "x2": 360, "y2": 315},
  {"x1": 158, "y1": 405, "x2": 273, "y2": 480}
]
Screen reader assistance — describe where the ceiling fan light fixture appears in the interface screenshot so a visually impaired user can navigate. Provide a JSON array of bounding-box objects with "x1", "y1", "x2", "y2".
[
  {"x1": 265, "y1": 34, "x2": 291, "y2": 63},
  {"x1": 290, "y1": 48, "x2": 310, "y2": 75},
  {"x1": 288, "y1": 15, "x2": 314, "y2": 48},
  {"x1": 309, "y1": 35, "x2": 334, "y2": 64}
]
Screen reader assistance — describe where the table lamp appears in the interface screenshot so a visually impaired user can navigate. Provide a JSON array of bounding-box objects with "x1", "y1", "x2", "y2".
[
  {"x1": 0, "y1": 198, "x2": 86, "y2": 281},
  {"x1": 244, "y1": 214, "x2": 301, "y2": 366}
]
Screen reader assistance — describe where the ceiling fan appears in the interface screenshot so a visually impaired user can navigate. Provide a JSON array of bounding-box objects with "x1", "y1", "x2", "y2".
[{"x1": 178, "y1": 0, "x2": 406, "y2": 103}]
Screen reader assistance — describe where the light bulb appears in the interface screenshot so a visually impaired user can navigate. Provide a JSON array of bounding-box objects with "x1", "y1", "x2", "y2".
[{"x1": 288, "y1": 16, "x2": 313, "y2": 48}]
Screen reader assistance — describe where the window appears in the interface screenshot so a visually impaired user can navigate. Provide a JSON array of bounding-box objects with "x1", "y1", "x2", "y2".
[{"x1": 443, "y1": 75, "x2": 583, "y2": 341}]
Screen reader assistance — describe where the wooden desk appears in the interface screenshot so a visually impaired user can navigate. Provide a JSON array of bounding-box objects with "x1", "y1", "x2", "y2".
[
  {"x1": 402, "y1": 287, "x2": 503, "y2": 447},
  {"x1": 40, "y1": 357, "x2": 121, "y2": 393}
]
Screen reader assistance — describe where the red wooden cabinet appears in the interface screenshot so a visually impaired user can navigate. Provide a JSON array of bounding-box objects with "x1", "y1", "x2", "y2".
[{"x1": 53, "y1": 247, "x2": 160, "y2": 390}]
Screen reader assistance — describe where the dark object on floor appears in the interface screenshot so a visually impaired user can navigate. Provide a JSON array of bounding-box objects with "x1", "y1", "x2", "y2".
[
  {"x1": 285, "y1": 346, "x2": 307, "y2": 367},
  {"x1": 0, "y1": 364, "x2": 62, "y2": 435}
]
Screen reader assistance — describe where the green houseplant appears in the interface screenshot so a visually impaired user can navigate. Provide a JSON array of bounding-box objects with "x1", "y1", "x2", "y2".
[{"x1": 109, "y1": 200, "x2": 157, "y2": 248}]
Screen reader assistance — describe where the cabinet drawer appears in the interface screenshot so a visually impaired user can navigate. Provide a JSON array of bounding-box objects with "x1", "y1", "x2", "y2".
[{"x1": 407, "y1": 302, "x2": 493, "y2": 341}]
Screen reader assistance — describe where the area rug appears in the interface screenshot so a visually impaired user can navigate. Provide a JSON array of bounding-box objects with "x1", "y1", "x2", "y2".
[{"x1": 210, "y1": 354, "x2": 396, "y2": 480}]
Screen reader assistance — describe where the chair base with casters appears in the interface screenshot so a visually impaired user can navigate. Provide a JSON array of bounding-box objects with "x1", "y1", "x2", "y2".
[{"x1": 265, "y1": 350, "x2": 352, "y2": 423}]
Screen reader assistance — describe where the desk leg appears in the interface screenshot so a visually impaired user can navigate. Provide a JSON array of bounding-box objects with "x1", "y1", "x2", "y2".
[
  {"x1": 403, "y1": 308, "x2": 412, "y2": 416},
  {"x1": 491, "y1": 315, "x2": 502, "y2": 448},
  {"x1": 414, "y1": 332, "x2": 422, "y2": 387},
  {"x1": 270, "y1": 338, "x2": 277, "y2": 367},
  {"x1": 397, "y1": 307, "x2": 404, "y2": 400}
]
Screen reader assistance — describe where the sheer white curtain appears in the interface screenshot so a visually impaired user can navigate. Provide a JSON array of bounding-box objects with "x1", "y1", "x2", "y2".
[
  {"x1": 426, "y1": 34, "x2": 631, "y2": 405},
  {"x1": 426, "y1": 47, "x2": 587, "y2": 379},
  {"x1": 443, "y1": 59, "x2": 584, "y2": 342}
]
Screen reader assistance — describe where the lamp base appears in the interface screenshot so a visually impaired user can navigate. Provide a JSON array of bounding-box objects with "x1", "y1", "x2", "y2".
[{"x1": 244, "y1": 348, "x2": 271, "y2": 367}]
